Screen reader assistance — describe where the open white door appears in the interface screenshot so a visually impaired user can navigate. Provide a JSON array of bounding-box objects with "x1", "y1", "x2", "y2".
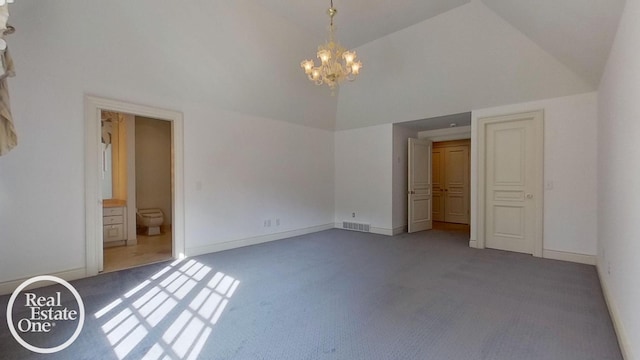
[{"x1": 408, "y1": 138, "x2": 433, "y2": 233}]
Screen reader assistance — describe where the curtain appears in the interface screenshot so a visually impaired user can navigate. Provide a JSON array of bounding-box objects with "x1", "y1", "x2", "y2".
[
  {"x1": 0, "y1": 4, "x2": 16, "y2": 156},
  {"x1": 0, "y1": 46, "x2": 15, "y2": 156}
]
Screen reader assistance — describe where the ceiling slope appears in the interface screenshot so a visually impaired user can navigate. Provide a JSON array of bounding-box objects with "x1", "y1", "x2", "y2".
[
  {"x1": 249, "y1": 0, "x2": 623, "y2": 88},
  {"x1": 336, "y1": 1, "x2": 594, "y2": 130},
  {"x1": 12, "y1": 0, "x2": 339, "y2": 130},
  {"x1": 248, "y1": 0, "x2": 471, "y2": 47},
  {"x1": 481, "y1": 0, "x2": 626, "y2": 86}
]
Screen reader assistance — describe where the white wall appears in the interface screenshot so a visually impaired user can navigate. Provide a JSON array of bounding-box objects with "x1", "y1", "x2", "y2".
[
  {"x1": 392, "y1": 125, "x2": 418, "y2": 231},
  {"x1": 135, "y1": 117, "x2": 172, "y2": 226},
  {"x1": 334, "y1": 124, "x2": 393, "y2": 234},
  {"x1": 597, "y1": 0, "x2": 640, "y2": 357},
  {"x1": 184, "y1": 106, "x2": 334, "y2": 255},
  {"x1": 471, "y1": 92, "x2": 599, "y2": 256},
  {"x1": 336, "y1": 1, "x2": 593, "y2": 130},
  {"x1": 0, "y1": 0, "x2": 336, "y2": 285},
  {"x1": 101, "y1": 143, "x2": 113, "y2": 199}
]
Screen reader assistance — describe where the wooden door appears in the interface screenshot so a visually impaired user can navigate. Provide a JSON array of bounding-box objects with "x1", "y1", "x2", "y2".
[
  {"x1": 443, "y1": 145, "x2": 469, "y2": 224},
  {"x1": 408, "y1": 138, "x2": 433, "y2": 233},
  {"x1": 432, "y1": 148, "x2": 445, "y2": 222},
  {"x1": 483, "y1": 111, "x2": 543, "y2": 255},
  {"x1": 432, "y1": 141, "x2": 470, "y2": 224}
]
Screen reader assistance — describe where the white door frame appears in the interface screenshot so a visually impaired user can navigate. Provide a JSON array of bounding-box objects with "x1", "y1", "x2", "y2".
[
  {"x1": 84, "y1": 95, "x2": 186, "y2": 276},
  {"x1": 476, "y1": 110, "x2": 544, "y2": 257}
]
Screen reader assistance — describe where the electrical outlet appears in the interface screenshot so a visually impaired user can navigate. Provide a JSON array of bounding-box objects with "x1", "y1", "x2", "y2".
[{"x1": 352, "y1": 212, "x2": 356, "y2": 218}]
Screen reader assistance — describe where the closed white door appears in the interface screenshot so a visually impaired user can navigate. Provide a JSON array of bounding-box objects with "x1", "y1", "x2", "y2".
[
  {"x1": 443, "y1": 145, "x2": 469, "y2": 224},
  {"x1": 408, "y1": 138, "x2": 433, "y2": 233},
  {"x1": 482, "y1": 111, "x2": 543, "y2": 255}
]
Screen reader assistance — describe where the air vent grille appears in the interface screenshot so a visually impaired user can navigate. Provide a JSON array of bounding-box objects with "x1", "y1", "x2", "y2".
[{"x1": 342, "y1": 221, "x2": 370, "y2": 232}]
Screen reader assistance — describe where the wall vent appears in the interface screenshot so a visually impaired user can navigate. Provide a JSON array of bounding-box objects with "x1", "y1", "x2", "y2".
[{"x1": 342, "y1": 221, "x2": 370, "y2": 232}]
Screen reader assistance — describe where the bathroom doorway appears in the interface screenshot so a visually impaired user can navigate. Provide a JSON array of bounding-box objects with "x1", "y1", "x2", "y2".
[
  {"x1": 85, "y1": 96, "x2": 185, "y2": 276},
  {"x1": 101, "y1": 113, "x2": 174, "y2": 272}
]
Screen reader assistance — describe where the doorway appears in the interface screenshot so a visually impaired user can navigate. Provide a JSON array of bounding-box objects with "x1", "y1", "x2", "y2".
[
  {"x1": 85, "y1": 96, "x2": 185, "y2": 276},
  {"x1": 432, "y1": 139, "x2": 470, "y2": 225},
  {"x1": 101, "y1": 113, "x2": 174, "y2": 272}
]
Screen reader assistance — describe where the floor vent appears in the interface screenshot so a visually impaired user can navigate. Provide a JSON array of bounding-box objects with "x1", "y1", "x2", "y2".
[{"x1": 342, "y1": 221, "x2": 371, "y2": 232}]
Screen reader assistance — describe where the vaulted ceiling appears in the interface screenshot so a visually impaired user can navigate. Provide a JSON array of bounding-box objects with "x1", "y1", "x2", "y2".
[
  {"x1": 10, "y1": 0, "x2": 627, "y2": 131},
  {"x1": 251, "y1": 0, "x2": 625, "y2": 88}
]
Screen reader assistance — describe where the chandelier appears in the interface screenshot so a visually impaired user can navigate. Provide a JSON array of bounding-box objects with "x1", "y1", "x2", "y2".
[{"x1": 300, "y1": 0, "x2": 362, "y2": 91}]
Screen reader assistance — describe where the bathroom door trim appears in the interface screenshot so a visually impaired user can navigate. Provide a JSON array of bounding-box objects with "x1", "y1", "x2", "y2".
[{"x1": 84, "y1": 95, "x2": 186, "y2": 276}]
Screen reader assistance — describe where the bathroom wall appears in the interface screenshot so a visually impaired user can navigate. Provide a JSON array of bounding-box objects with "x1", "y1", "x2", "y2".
[{"x1": 135, "y1": 117, "x2": 173, "y2": 226}]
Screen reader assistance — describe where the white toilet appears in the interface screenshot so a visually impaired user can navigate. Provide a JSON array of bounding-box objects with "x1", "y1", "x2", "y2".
[{"x1": 137, "y1": 208, "x2": 164, "y2": 236}]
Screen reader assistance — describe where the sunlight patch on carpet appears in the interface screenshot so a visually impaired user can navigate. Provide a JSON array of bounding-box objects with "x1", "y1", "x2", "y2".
[{"x1": 94, "y1": 259, "x2": 240, "y2": 359}]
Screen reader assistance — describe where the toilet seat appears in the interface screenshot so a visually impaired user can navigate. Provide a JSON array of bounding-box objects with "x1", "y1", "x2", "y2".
[{"x1": 137, "y1": 208, "x2": 164, "y2": 236}]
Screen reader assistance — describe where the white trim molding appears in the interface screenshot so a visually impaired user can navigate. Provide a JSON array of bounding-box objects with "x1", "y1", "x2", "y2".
[
  {"x1": 542, "y1": 249, "x2": 596, "y2": 265},
  {"x1": 370, "y1": 227, "x2": 394, "y2": 236},
  {"x1": 0, "y1": 268, "x2": 86, "y2": 296},
  {"x1": 84, "y1": 95, "x2": 186, "y2": 276},
  {"x1": 418, "y1": 125, "x2": 471, "y2": 142},
  {"x1": 597, "y1": 264, "x2": 633, "y2": 360},
  {"x1": 187, "y1": 224, "x2": 334, "y2": 256},
  {"x1": 392, "y1": 226, "x2": 407, "y2": 235}
]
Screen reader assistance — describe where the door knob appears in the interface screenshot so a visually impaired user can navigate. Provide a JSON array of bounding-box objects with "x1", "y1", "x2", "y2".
[{"x1": 526, "y1": 193, "x2": 533, "y2": 199}]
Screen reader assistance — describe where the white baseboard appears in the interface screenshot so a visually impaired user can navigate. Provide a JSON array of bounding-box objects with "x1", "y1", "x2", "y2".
[
  {"x1": 542, "y1": 249, "x2": 596, "y2": 265},
  {"x1": 370, "y1": 227, "x2": 393, "y2": 236},
  {"x1": 187, "y1": 223, "x2": 334, "y2": 257},
  {"x1": 392, "y1": 226, "x2": 407, "y2": 235},
  {"x1": 0, "y1": 267, "x2": 87, "y2": 296},
  {"x1": 597, "y1": 264, "x2": 633, "y2": 360},
  {"x1": 469, "y1": 239, "x2": 478, "y2": 248}
]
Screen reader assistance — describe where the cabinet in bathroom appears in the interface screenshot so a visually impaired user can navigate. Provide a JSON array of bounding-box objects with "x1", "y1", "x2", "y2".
[{"x1": 103, "y1": 206, "x2": 127, "y2": 243}]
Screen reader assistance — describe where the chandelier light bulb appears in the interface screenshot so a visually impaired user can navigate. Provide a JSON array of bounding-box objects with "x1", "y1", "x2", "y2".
[
  {"x1": 318, "y1": 49, "x2": 331, "y2": 64},
  {"x1": 301, "y1": 60, "x2": 314, "y2": 74},
  {"x1": 351, "y1": 61, "x2": 362, "y2": 75},
  {"x1": 342, "y1": 51, "x2": 355, "y2": 65}
]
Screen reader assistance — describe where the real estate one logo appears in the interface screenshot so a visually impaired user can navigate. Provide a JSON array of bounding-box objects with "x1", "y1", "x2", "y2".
[{"x1": 6, "y1": 275, "x2": 85, "y2": 354}]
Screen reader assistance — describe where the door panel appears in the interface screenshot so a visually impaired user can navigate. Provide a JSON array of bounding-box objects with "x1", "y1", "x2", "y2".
[
  {"x1": 408, "y1": 138, "x2": 433, "y2": 233},
  {"x1": 444, "y1": 146, "x2": 469, "y2": 224},
  {"x1": 484, "y1": 114, "x2": 541, "y2": 255},
  {"x1": 432, "y1": 149, "x2": 444, "y2": 222}
]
